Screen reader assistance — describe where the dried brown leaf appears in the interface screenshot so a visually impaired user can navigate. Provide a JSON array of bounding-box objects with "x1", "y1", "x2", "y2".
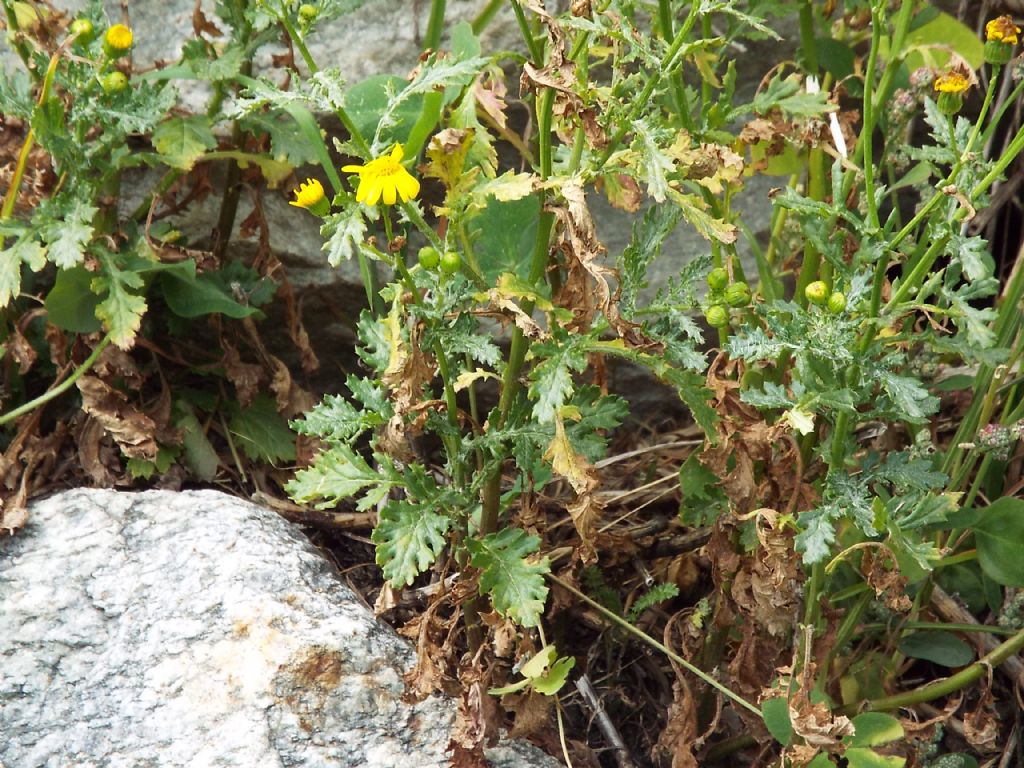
[{"x1": 76, "y1": 376, "x2": 159, "y2": 461}]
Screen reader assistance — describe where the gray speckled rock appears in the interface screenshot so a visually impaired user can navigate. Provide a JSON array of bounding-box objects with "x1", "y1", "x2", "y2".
[{"x1": 0, "y1": 489, "x2": 560, "y2": 768}]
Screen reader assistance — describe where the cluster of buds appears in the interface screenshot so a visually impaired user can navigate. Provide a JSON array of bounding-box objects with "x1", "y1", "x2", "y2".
[
  {"x1": 703, "y1": 266, "x2": 752, "y2": 329},
  {"x1": 974, "y1": 421, "x2": 1024, "y2": 460}
]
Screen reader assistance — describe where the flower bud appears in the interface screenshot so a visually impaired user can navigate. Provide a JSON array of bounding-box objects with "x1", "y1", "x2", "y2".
[
  {"x1": 298, "y1": 4, "x2": 319, "y2": 23},
  {"x1": 440, "y1": 251, "x2": 461, "y2": 275},
  {"x1": 805, "y1": 280, "x2": 829, "y2": 306},
  {"x1": 827, "y1": 291, "x2": 847, "y2": 314},
  {"x1": 101, "y1": 71, "x2": 128, "y2": 94},
  {"x1": 707, "y1": 267, "x2": 729, "y2": 292},
  {"x1": 417, "y1": 246, "x2": 440, "y2": 270},
  {"x1": 724, "y1": 282, "x2": 751, "y2": 308},
  {"x1": 103, "y1": 24, "x2": 133, "y2": 58},
  {"x1": 985, "y1": 16, "x2": 1020, "y2": 67},
  {"x1": 704, "y1": 304, "x2": 730, "y2": 328},
  {"x1": 69, "y1": 18, "x2": 95, "y2": 44}
]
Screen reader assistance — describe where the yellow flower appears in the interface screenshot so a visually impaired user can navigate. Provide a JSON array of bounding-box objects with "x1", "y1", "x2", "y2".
[
  {"x1": 289, "y1": 178, "x2": 330, "y2": 216},
  {"x1": 986, "y1": 15, "x2": 1020, "y2": 45},
  {"x1": 933, "y1": 70, "x2": 969, "y2": 94},
  {"x1": 104, "y1": 24, "x2": 133, "y2": 52},
  {"x1": 341, "y1": 145, "x2": 420, "y2": 206}
]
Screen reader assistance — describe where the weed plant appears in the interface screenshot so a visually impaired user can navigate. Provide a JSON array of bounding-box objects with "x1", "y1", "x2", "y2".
[{"x1": 2, "y1": 0, "x2": 1024, "y2": 765}]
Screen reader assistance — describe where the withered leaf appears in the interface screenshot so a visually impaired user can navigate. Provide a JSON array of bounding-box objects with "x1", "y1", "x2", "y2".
[{"x1": 77, "y1": 376, "x2": 159, "y2": 461}]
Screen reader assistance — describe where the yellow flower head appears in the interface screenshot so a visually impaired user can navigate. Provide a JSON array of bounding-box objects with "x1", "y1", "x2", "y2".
[
  {"x1": 104, "y1": 24, "x2": 133, "y2": 51},
  {"x1": 986, "y1": 15, "x2": 1020, "y2": 45},
  {"x1": 341, "y1": 144, "x2": 420, "y2": 206},
  {"x1": 289, "y1": 178, "x2": 330, "y2": 216},
  {"x1": 934, "y1": 70, "x2": 970, "y2": 94}
]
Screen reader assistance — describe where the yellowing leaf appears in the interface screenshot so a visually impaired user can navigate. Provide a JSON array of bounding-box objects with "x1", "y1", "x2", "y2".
[
  {"x1": 454, "y1": 368, "x2": 499, "y2": 392},
  {"x1": 474, "y1": 170, "x2": 538, "y2": 202},
  {"x1": 785, "y1": 408, "x2": 815, "y2": 435},
  {"x1": 543, "y1": 414, "x2": 597, "y2": 495}
]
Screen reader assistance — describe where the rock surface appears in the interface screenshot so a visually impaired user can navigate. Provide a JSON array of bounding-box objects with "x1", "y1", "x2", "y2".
[{"x1": 0, "y1": 489, "x2": 560, "y2": 768}]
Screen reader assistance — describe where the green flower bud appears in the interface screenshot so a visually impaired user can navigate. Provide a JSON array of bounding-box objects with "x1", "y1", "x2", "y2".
[
  {"x1": 724, "y1": 282, "x2": 751, "y2": 308},
  {"x1": 69, "y1": 18, "x2": 95, "y2": 44},
  {"x1": 827, "y1": 291, "x2": 847, "y2": 314},
  {"x1": 805, "y1": 280, "x2": 829, "y2": 306},
  {"x1": 704, "y1": 304, "x2": 730, "y2": 328},
  {"x1": 417, "y1": 246, "x2": 440, "y2": 270},
  {"x1": 707, "y1": 267, "x2": 729, "y2": 291},
  {"x1": 440, "y1": 250, "x2": 461, "y2": 275},
  {"x1": 984, "y1": 40, "x2": 1014, "y2": 66},
  {"x1": 101, "y1": 71, "x2": 129, "y2": 94},
  {"x1": 298, "y1": 4, "x2": 319, "y2": 23},
  {"x1": 937, "y1": 91, "x2": 964, "y2": 115}
]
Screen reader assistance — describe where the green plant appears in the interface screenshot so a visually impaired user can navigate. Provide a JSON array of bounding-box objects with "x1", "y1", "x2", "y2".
[{"x1": 5, "y1": 0, "x2": 1024, "y2": 763}]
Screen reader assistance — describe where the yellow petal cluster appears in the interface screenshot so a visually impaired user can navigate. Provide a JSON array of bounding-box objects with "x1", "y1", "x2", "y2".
[
  {"x1": 289, "y1": 178, "x2": 330, "y2": 216},
  {"x1": 341, "y1": 145, "x2": 420, "y2": 206},
  {"x1": 986, "y1": 15, "x2": 1020, "y2": 45},
  {"x1": 933, "y1": 70, "x2": 969, "y2": 94},
  {"x1": 104, "y1": 24, "x2": 133, "y2": 51}
]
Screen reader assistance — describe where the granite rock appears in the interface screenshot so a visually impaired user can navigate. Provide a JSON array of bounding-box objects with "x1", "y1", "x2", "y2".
[{"x1": 0, "y1": 489, "x2": 560, "y2": 768}]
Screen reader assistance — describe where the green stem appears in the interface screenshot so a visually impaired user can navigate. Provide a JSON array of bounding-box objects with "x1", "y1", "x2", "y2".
[
  {"x1": 837, "y1": 624, "x2": 1024, "y2": 715},
  {"x1": 548, "y1": 574, "x2": 763, "y2": 717},
  {"x1": 0, "y1": 334, "x2": 112, "y2": 427},
  {"x1": 471, "y1": 0, "x2": 503, "y2": 35},
  {"x1": 595, "y1": 0, "x2": 701, "y2": 169},
  {"x1": 798, "y1": 1, "x2": 817, "y2": 75},
  {"x1": 508, "y1": 0, "x2": 543, "y2": 64},
  {"x1": 817, "y1": 591, "x2": 871, "y2": 693},
  {"x1": 1, "y1": 45, "x2": 64, "y2": 222},
  {"x1": 423, "y1": 0, "x2": 446, "y2": 52},
  {"x1": 279, "y1": 12, "x2": 370, "y2": 157},
  {"x1": 858, "y1": 620, "x2": 1015, "y2": 637}
]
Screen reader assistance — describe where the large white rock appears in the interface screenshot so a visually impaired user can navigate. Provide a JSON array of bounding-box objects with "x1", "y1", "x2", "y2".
[{"x1": 0, "y1": 489, "x2": 559, "y2": 768}]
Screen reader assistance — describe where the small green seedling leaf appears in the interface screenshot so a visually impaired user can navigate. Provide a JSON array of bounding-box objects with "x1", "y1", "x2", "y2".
[
  {"x1": 847, "y1": 712, "x2": 904, "y2": 747},
  {"x1": 898, "y1": 631, "x2": 973, "y2": 668},
  {"x1": 761, "y1": 697, "x2": 792, "y2": 746},
  {"x1": 844, "y1": 748, "x2": 905, "y2": 768}
]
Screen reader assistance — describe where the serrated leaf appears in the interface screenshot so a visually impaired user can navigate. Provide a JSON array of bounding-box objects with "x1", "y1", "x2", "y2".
[
  {"x1": 666, "y1": 187, "x2": 737, "y2": 244},
  {"x1": 795, "y1": 505, "x2": 840, "y2": 564},
  {"x1": 372, "y1": 500, "x2": 451, "y2": 587},
  {"x1": 153, "y1": 116, "x2": 217, "y2": 170},
  {"x1": 877, "y1": 371, "x2": 938, "y2": 422},
  {"x1": 291, "y1": 393, "x2": 382, "y2": 444},
  {"x1": 474, "y1": 170, "x2": 537, "y2": 202},
  {"x1": 227, "y1": 394, "x2": 296, "y2": 464},
  {"x1": 44, "y1": 198, "x2": 96, "y2": 269},
  {"x1": 741, "y1": 381, "x2": 792, "y2": 409},
  {"x1": 544, "y1": 413, "x2": 595, "y2": 495},
  {"x1": 286, "y1": 444, "x2": 394, "y2": 509},
  {"x1": 628, "y1": 583, "x2": 679, "y2": 622},
  {"x1": 467, "y1": 528, "x2": 550, "y2": 627},
  {"x1": 0, "y1": 236, "x2": 46, "y2": 307},
  {"x1": 92, "y1": 270, "x2": 146, "y2": 350},
  {"x1": 321, "y1": 207, "x2": 367, "y2": 266}
]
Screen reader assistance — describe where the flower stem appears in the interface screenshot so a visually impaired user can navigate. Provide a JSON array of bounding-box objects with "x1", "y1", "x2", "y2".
[
  {"x1": 836, "y1": 624, "x2": 1024, "y2": 715},
  {"x1": 595, "y1": 0, "x2": 701, "y2": 169},
  {"x1": 0, "y1": 334, "x2": 112, "y2": 427},
  {"x1": 278, "y1": 12, "x2": 371, "y2": 158},
  {"x1": 548, "y1": 573, "x2": 763, "y2": 717},
  {"x1": 424, "y1": 0, "x2": 446, "y2": 52}
]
